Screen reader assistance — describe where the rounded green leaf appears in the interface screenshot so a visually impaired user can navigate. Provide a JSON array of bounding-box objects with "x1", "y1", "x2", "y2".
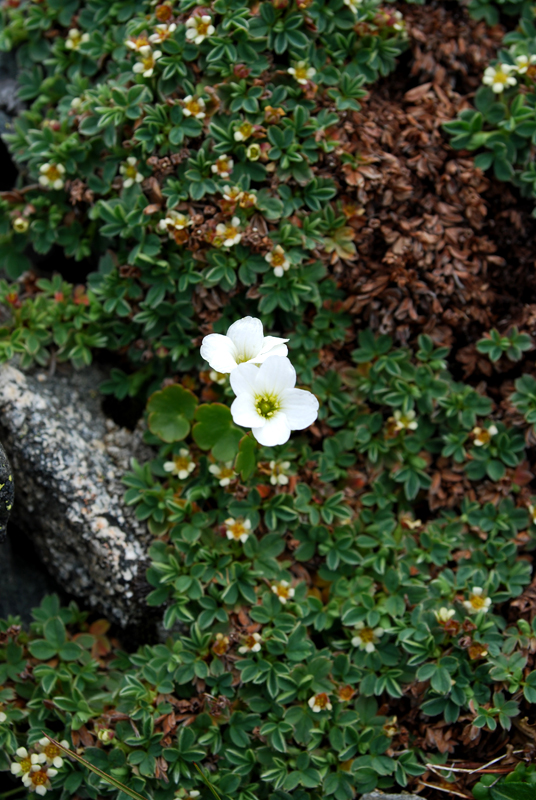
[{"x1": 147, "y1": 385, "x2": 198, "y2": 443}]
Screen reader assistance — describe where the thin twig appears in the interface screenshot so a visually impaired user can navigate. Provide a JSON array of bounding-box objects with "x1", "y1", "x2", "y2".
[
  {"x1": 418, "y1": 781, "x2": 472, "y2": 798},
  {"x1": 425, "y1": 749, "x2": 525, "y2": 776}
]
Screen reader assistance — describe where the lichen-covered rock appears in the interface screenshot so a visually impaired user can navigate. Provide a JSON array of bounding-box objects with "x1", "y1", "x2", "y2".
[
  {"x1": 0, "y1": 440, "x2": 14, "y2": 542},
  {"x1": 0, "y1": 363, "x2": 154, "y2": 628}
]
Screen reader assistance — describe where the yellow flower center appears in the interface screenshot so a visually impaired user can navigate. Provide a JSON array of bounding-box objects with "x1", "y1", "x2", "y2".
[
  {"x1": 470, "y1": 594, "x2": 486, "y2": 610},
  {"x1": 275, "y1": 584, "x2": 290, "y2": 599},
  {"x1": 46, "y1": 165, "x2": 62, "y2": 181},
  {"x1": 271, "y1": 250, "x2": 286, "y2": 267},
  {"x1": 217, "y1": 159, "x2": 231, "y2": 173},
  {"x1": 255, "y1": 394, "x2": 281, "y2": 419},
  {"x1": 295, "y1": 67, "x2": 308, "y2": 81},
  {"x1": 174, "y1": 456, "x2": 190, "y2": 472},
  {"x1": 44, "y1": 745, "x2": 60, "y2": 759},
  {"x1": 19, "y1": 759, "x2": 32, "y2": 774},
  {"x1": 125, "y1": 164, "x2": 138, "y2": 179},
  {"x1": 243, "y1": 634, "x2": 258, "y2": 649},
  {"x1": 494, "y1": 70, "x2": 509, "y2": 85},
  {"x1": 224, "y1": 225, "x2": 238, "y2": 238},
  {"x1": 186, "y1": 99, "x2": 202, "y2": 114},
  {"x1": 357, "y1": 626, "x2": 375, "y2": 643},
  {"x1": 229, "y1": 522, "x2": 247, "y2": 540},
  {"x1": 219, "y1": 467, "x2": 234, "y2": 479},
  {"x1": 314, "y1": 693, "x2": 329, "y2": 709},
  {"x1": 195, "y1": 19, "x2": 211, "y2": 35},
  {"x1": 238, "y1": 122, "x2": 253, "y2": 139},
  {"x1": 32, "y1": 772, "x2": 48, "y2": 786}
]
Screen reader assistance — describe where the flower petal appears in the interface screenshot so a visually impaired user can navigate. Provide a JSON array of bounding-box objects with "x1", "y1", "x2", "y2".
[
  {"x1": 255, "y1": 355, "x2": 296, "y2": 394},
  {"x1": 200, "y1": 333, "x2": 238, "y2": 373},
  {"x1": 252, "y1": 412, "x2": 291, "y2": 446},
  {"x1": 226, "y1": 317, "x2": 264, "y2": 361},
  {"x1": 231, "y1": 393, "x2": 264, "y2": 428},
  {"x1": 229, "y1": 362, "x2": 261, "y2": 396},
  {"x1": 252, "y1": 335, "x2": 289, "y2": 363},
  {"x1": 281, "y1": 388, "x2": 319, "y2": 430}
]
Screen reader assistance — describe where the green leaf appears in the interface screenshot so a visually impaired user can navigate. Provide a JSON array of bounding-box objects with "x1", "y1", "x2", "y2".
[
  {"x1": 192, "y1": 403, "x2": 243, "y2": 461},
  {"x1": 147, "y1": 385, "x2": 198, "y2": 443},
  {"x1": 28, "y1": 639, "x2": 58, "y2": 660},
  {"x1": 44, "y1": 616, "x2": 66, "y2": 649},
  {"x1": 491, "y1": 784, "x2": 536, "y2": 800},
  {"x1": 235, "y1": 435, "x2": 257, "y2": 480}
]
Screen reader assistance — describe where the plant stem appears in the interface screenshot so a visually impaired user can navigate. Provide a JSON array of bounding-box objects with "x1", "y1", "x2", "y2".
[{"x1": 0, "y1": 787, "x2": 27, "y2": 799}]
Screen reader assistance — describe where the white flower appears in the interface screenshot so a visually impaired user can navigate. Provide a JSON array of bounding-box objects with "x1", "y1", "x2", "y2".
[
  {"x1": 12, "y1": 217, "x2": 29, "y2": 233},
  {"x1": 22, "y1": 766, "x2": 58, "y2": 796},
  {"x1": 11, "y1": 748, "x2": 46, "y2": 777},
  {"x1": 0, "y1": 710, "x2": 6, "y2": 723},
  {"x1": 269, "y1": 460, "x2": 290, "y2": 486},
  {"x1": 201, "y1": 317, "x2": 288, "y2": 374},
  {"x1": 472, "y1": 425, "x2": 498, "y2": 446},
  {"x1": 222, "y1": 185, "x2": 243, "y2": 203},
  {"x1": 209, "y1": 370, "x2": 227, "y2": 385},
  {"x1": 38, "y1": 163, "x2": 66, "y2": 190},
  {"x1": 234, "y1": 121, "x2": 254, "y2": 141},
  {"x1": 391, "y1": 409, "x2": 417, "y2": 431},
  {"x1": 158, "y1": 210, "x2": 191, "y2": 234},
  {"x1": 288, "y1": 61, "x2": 315, "y2": 85},
  {"x1": 70, "y1": 96, "x2": 82, "y2": 110},
  {"x1": 224, "y1": 517, "x2": 251, "y2": 543},
  {"x1": 265, "y1": 245, "x2": 290, "y2": 278},
  {"x1": 271, "y1": 580, "x2": 295, "y2": 603},
  {"x1": 133, "y1": 46, "x2": 162, "y2": 78},
  {"x1": 528, "y1": 503, "x2": 536, "y2": 525},
  {"x1": 230, "y1": 356, "x2": 319, "y2": 446},
  {"x1": 185, "y1": 14, "x2": 215, "y2": 45},
  {"x1": 246, "y1": 143, "x2": 261, "y2": 161},
  {"x1": 209, "y1": 461, "x2": 236, "y2": 486},
  {"x1": 463, "y1": 586, "x2": 492, "y2": 615},
  {"x1": 182, "y1": 95, "x2": 206, "y2": 119},
  {"x1": 215, "y1": 216, "x2": 242, "y2": 247},
  {"x1": 163, "y1": 449, "x2": 196, "y2": 479},
  {"x1": 65, "y1": 28, "x2": 89, "y2": 50},
  {"x1": 125, "y1": 34, "x2": 149, "y2": 51},
  {"x1": 308, "y1": 693, "x2": 332, "y2": 712},
  {"x1": 36, "y1": 738, "x2": 69, "y2": 769},
  {"x1": 149, "y1": 23, "x2": 177, "y2": 43},
  {"x1": 119, "y1": 156, "x2": 144, "y2": 188},
  {"x1": 238, "y1": 632, "x2": 262, "y2": 654},
  {"x1": 434, "y1": 607, "x2": 455, "y2": 623},
  {"x1": 351, "y1": 620, "x2": 384, "y2": 653},
  {"x1": 343, "y1": 0, "x2": 362, "y2": 12},
  {"x1": 211, "y1": 155, "x2": 234, "y2": 178},
  {"x1": 515, "y1": 54, "x2": 536, "y2": 73},
  {"x1": 482, "y1": 64, "x2": 517, "y2": 93}
]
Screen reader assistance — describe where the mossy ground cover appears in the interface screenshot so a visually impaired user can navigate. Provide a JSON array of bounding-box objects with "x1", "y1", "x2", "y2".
[{"x1": 1, "y1": 1, "x2": 536, "y2": 799}]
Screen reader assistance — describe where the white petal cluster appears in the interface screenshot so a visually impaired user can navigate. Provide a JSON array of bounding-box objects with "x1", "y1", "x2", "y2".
[
  {"x1": 463, "y1": 586, "x2": 492, "y2": 614},
  {"x1": 39, "y1": 163, "x2": 66, "y2": 190},
  {"x1": 288, "y1": 61, "x2": 315, "y2": 85},
  {"x1": 185, "y1": 14, "x2": 215, "y2": 45},
  {"x1": 65, "y1": 28, "x2": 89, "y2": 50},
  {"x1": 209, "y1": 461, "x2": 236, "y2": 486},
  {"x1": 224, "y1": 517, "x2": 251, "y2": 543},
  {"x1": 351, "y1": 621, "x2": 384, "y2": 653},
  {"x1": 133, "y1": 45, "x2": 162, "y2": 78},
  {"x1": 230, "y1": 357, "x2": 319, "y2": 446},
  {"x1": 201, "y1": 316, "x2": 288, "y2": 374},
  {"x1": 238, "y1": 632, "x2": 262, "y2": 653},
  {"x1": 120, "y1": 156, "x2": 144, "y2": 188},
  {"x1": 482, "y1": 64, "x2": 517, "y2": 93},
  {"x1": 308, "y1": 693, "x2": 332, "y2": 712},
  {"x1": 164, "y1": 449, "x2": 196, "y2": 479},
  {"x1": 149, "y1": 23, "x2": 177, "y2": 44},
  {"x1": 200, "y1": 317, "x2": 318, "y2": 446},
  {"x1": 515, "y1": 54, "x2": 536, "y2": 73}
]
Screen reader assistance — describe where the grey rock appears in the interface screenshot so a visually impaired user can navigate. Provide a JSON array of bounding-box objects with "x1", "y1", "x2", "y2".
[
  {"x1": 0, "y1": 440, "x2": 14, "y2": 542},
  {"x1": 0, "y1": 363, "x2": 155, "y2": 628},
  {"x1": 360, "y1": 794, "x2": 421, "y2": 800}
]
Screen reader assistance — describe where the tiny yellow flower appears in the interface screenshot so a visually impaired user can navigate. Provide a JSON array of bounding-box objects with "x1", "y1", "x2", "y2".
[
  {"x1": 159, "y1": 210, "x2": 191, "y2": 235},
  {"x1": 269, "y1": 459, "x2": 291, "y2": 486},
  {"x1": 65, "y1": 28, "x2": 89, "y2": 50},
  {"x1": 271, "y1": 580, "x2": 295, "y2": 604},
  {"x1": 351, "y1": 621, "x2": 384, "y2": 653},
  {"x1": 265, "y1": 246, "x2": 290, "y2": 278},
  {"x1": 463, "y1": 587, "x2": 492, "y2": 615},
  {"x1": 211, "y1": 154, "x2": 234, "y2": 178},
  {"x1": 239, "y1": 190, "x2": 257, "y2": 209},
  {"x1": 391, "y1": 409, "x2": 417, "y2": 431},
  {"x1": 12, "y1": 217, "x2": 29, "y2": 233},
  {"x1": 288, "y1": 61, "x2": 315, "y2": 85},
  {"x1": 133, "y1": 45, "x2": 162, "y2": 78},
  {"x1": 246, "y1": 143, "x2": 261, "y2": 161},
  {"x1": 149, "y1": 23, "x2": 177, "y2": 43},
  {"x1": 209, "y1": 461, "x2": 236, "y2": 487},
  {"x1": 182, "y1": 95, "x2": 206, "y2": 119},
  {"x1": 308, "y1": 693, "x2": 332, "y2": 712},
  {"x1": 238, "y1": 632, "x2": 262, "y2": 653},
  {"x1": 224, "y1": 516, "x2": 251, "y2": 543},
  {"x1": 185, "y1": 14, "x2": 215, "y2": 45},
  {"x1": 515, "y1": 54, "x2": 536, "y2": 73},
  {"x1": 222, "y1": 185, "x2": 243, "y2": 203},
  {"x1": 120, "y1": 156, "x2": 144, "y2": 188},
  {"x1": 38, "y1": 163, "x2": 66, "y2": 190},
  {"x1": 472, "y1": 425, "x2": 498, "y2": 446},
  {"x1": 36, "y1": 738, "x2": 69, "y2": 769},
  {"x1": 482, "y1": 64, "x2": 517, "y2": 93},
  {"x1": 215, "y1": 216, "x2": 242, "y2": 247},
  {"x1": 125, "y1": 34, "x2": 150, "y2": 52},
  {"x1": 234, "y1": 121, "x2": 254, "y2": 142},
  {"x1": 163, "y1": 449, "x2": 196, "y2": 480}
]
